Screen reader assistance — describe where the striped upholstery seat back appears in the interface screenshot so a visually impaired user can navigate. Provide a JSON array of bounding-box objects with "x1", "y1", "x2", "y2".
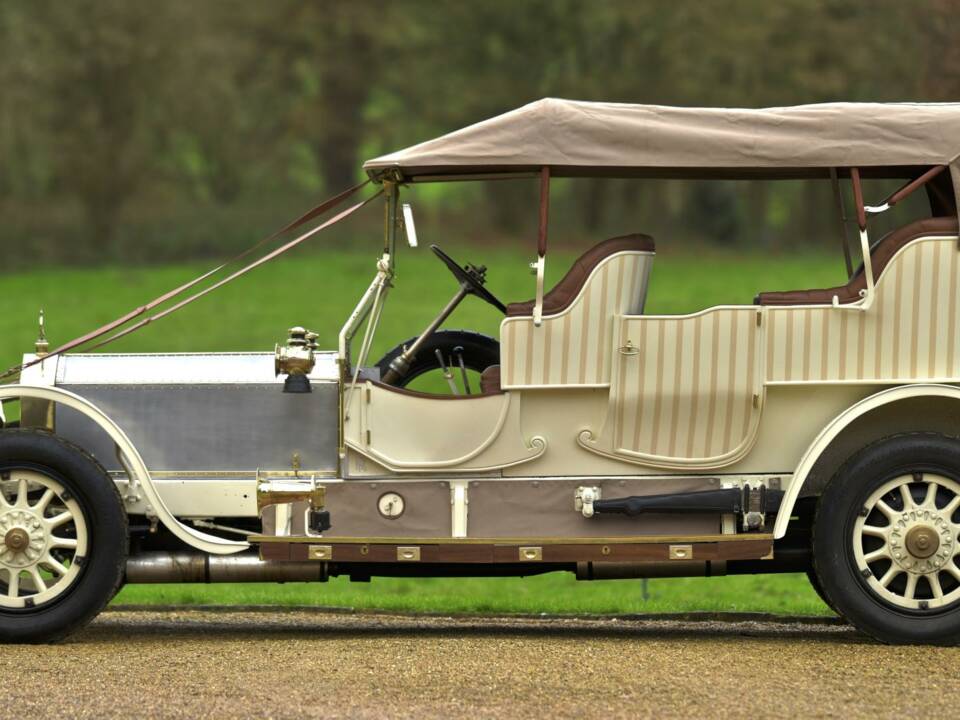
[{"x1": 499, "y1": 248, "x2": 655, "y2": 388}]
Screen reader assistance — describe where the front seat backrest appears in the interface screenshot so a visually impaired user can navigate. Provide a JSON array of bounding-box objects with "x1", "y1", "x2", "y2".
[{"x1": 506, "y1": 233, "x2": 656, "y2": 317}]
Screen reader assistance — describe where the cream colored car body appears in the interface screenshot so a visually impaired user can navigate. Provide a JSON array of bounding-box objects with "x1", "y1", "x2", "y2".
[
  {"x1": 341, "y1": 232, "x2": 960, "y2": 536},
  {"x1": 7, "y1": 229, "x2": 959, "y2": 566}
]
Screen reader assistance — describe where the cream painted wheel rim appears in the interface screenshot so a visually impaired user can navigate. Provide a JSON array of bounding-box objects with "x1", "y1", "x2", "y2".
[
  {"x1": 0, "y1": 470, "x2": 88, "y2": 609},
  {"x1": 854, "y1": 473, "x2": 960, "y2": 611}
]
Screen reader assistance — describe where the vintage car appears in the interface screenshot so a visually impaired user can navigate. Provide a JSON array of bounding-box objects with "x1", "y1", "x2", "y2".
[{"x1": 2, "y1": 99, "x2": 960, "y2": 644}]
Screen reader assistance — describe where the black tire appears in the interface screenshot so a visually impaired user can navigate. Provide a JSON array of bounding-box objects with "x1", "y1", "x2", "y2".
[
  {"x1": 812, "y1": 432, "x2": 960, "y2": 645},
  {"x1": 0, "y1": 429, "x2": 128, "y2": 644},
  {"x1": 375, "y1": 329, "x2": 500, "y2": 388},
  {"x1": 806, "y1": 568, "x2": 841, "y2": 616}
]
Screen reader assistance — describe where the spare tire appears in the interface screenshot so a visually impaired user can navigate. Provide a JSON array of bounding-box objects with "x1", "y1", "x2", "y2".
[{"x1": 375, "y1": 329, "x2": 500, "y2": 390}]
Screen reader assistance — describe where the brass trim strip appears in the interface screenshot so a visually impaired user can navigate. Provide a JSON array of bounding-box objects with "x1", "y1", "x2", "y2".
[
  {"x1": 109, "y1": 470, "x2": 338, "y2": 479},
  {"x1": 250, "y1": 533, "x2": 773, "y2": 546}
]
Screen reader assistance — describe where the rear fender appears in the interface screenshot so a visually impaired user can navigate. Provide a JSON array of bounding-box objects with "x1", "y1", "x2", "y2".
[{"x1": 774, "y1": 384, "x2": 960, "y2": 538}]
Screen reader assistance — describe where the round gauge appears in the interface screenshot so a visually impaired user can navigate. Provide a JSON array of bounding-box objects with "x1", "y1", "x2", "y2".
[{"x1": 377, "y1": 492, "x2": 405, "y2": 519}]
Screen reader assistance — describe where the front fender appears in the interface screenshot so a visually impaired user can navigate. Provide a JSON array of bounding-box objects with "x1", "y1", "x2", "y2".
[
  {"x1": 0, "y1": 384, "x2": 248, "y2": 555},
  {"x1": 774, "y1": 383, "x2": 960, "y2": 538}
]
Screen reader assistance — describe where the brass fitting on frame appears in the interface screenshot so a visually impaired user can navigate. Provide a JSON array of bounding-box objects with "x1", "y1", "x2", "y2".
[
  {"x1": 275, "y1": 326, "x2": 317, "y2": 376},
  {"x1": 275, "y1": 326, "x2": 318, "y2": 393}
]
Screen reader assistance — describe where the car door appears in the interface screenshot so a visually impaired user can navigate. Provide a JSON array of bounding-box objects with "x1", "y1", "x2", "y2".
[{"x1": 581, "y1": 306, "x2": 765, "y2": 469}]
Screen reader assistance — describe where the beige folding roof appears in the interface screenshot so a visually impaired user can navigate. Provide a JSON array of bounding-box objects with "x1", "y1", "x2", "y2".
[{"x1": 364, "y1": 98, "x2": 960, "y2": 207}]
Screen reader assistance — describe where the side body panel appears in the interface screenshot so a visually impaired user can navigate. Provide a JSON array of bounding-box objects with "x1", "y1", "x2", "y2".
[{"x1": 54, "y1": 352, "x2": 340, "y2": 475}]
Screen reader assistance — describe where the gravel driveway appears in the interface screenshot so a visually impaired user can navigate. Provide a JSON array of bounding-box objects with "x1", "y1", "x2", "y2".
[{"x1": 1, "y1": 608, "x2": 958, "y2": 719}]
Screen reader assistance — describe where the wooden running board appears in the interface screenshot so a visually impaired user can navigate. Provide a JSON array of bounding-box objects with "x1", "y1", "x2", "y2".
[{"x1": 251, "y1": 533, "x2": 774, "y2": 564}]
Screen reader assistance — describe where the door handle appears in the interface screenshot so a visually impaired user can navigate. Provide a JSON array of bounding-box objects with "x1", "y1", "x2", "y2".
[{"x1": 618, "y1": 340, "x2": 639, "y2": 356}]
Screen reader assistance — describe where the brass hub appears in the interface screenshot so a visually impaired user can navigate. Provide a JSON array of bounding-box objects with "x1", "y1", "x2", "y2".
[
  {"x1": 4, "y1": 527, "x2": 30, "y2": 553},
  {"x1": 905, "y1": 525, "x2": 940, "y2": 559}
]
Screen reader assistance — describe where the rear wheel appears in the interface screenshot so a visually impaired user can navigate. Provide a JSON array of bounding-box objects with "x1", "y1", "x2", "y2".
[
  {"x1": 0, "y1": 429, "x2": 127, "y2": 643},
  {"x1": 813, "y1": 433, "x2": 960, "y2": 644}
]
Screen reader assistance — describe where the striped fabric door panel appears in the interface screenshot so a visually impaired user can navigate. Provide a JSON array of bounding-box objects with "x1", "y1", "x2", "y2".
[
  {"x1": 766, "y1": 238, "x2": 960, "y2": 383},
  {"x1": 581, "y1": 307, "x2": 764, "y2": 469},
  {"x1": 500, "y1": 252, "x2": 654, "y2": 388}
]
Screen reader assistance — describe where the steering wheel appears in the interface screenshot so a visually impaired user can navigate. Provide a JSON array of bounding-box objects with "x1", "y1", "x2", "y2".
[{"x1": 431, "y1": 244, "x2": 507, "y2": 314}]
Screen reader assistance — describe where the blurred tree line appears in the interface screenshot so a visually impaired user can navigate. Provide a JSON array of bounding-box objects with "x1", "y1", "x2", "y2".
[{"x1": 0, "y1": 0, "x2": 957, "y2": 269}]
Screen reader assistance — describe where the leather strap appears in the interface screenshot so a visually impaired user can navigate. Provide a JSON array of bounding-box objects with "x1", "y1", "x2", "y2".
[
  {"x1": 89, "y1": 193, "x2": 381, "y2": 350},
  {"x1": 537, "y1": 167, "x2": 550, "y2": 257},
  {"x1": 885, "y1": 165, "x2": 946, "y2": 207},
  {"x1": 1, "y1": 180, "x2": 374, "y2": 380},
  {"x1": 851, "y1": 168, "x2": 867, "y2": 230}
]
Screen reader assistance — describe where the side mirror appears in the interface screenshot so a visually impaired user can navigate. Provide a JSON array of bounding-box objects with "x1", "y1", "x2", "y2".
[{"x1": 402, "y1": 203, "x2": 418, "y2": 248}]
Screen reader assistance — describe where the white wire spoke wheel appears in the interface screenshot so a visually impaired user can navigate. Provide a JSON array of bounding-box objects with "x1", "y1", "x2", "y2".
[
  {"x1": 854, "y1": 472, "x2": 960, "y2": 611},
  {"x1": 0, "y1": 469, "x2": 89, "y2": 609}
]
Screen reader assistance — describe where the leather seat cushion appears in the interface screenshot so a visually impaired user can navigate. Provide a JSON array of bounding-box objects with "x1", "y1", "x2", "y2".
[
  {"x1": 507, "y1": 233, "x2": 655, "y2": 317},
  {"x1": 479, "y1": 365, "x2": 502, "y2": 395},
  {"x1": 755, "y1": 216, "x2": 959, "y2": 306}
]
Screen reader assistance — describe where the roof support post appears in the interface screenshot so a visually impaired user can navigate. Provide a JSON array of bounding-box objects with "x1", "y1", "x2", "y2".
[
  {"x1": 533, "y1": 167, "x2": 550, "y2": 326},
  {"x1": 830, "y1": 168, "x2": 854, "y2": 278},
  {"x1": 384, "y1": 179, "x2": 399, "y2": 267},
  {"x1": 848, "y1": 168, "x2": 875, "y2": 308},
  {"x1": 864, "y1": 165, "x2": 948, "y2": 216}
]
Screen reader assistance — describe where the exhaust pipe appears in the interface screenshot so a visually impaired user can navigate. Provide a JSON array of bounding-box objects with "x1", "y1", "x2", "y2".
[
  {"x1": 575, "y1": 545, "x2": 811, "y2": 580},
  {"x1": 576, "y1": 560, "x2": 726, "y2": 580},
  {"x1": 126, "y1": 552, "x2": 328, "y2": 584}
]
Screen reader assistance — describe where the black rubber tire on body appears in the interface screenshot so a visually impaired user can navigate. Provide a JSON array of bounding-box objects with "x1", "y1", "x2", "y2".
[
  {"x1": 0, "y1": 429, "x2": 128, "y2": 644},
  {"x1": 812, "y1": 432, "x2": 960, "y2": 645},
  {"x1": 375, "y1": 329, "x2": 500, "y2": 387},
  {"x1": 805, "y1": 568, "x2": 842, "y2": 616}
]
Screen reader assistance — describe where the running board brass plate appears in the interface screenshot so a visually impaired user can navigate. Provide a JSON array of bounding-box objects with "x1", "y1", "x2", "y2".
[
  {"x1": 308, "y1": 545, "x2": 333, "y2": 560},
  {"x1": 397, "y1": 546, "x2": 421, "y2": 562},
  {"x1": 519, "y1": 546, "x2": 542, "y2": 561},
  {"x1": 669, "y1": 544, "x2": 693, "y2": 560}
]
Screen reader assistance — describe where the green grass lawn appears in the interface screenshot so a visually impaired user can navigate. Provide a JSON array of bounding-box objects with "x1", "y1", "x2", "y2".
[
  {"x1": 1, "y1": 241, "x2": 846, "y2": 616},
  {"x1": 115, "y1": 572, "x2": 832, "y2": 616}
]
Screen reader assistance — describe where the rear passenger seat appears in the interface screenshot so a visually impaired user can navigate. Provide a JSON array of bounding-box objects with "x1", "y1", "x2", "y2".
[{"x1": 755, "y1": 216, "x2": 959, "y2": 306}]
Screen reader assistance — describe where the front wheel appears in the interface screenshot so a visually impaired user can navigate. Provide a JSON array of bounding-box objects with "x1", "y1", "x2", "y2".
[
  {"x1": 0, "y1": 429, "x2": 128, "y2": 643},
  {"x1": 812, "y1": 432, "x2": 960, "y2": 644}
]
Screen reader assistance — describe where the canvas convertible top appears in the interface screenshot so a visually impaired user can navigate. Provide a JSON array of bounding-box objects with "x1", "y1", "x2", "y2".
[{"x1": 364, "y1": 98, "x2": 960, "y2": 190}]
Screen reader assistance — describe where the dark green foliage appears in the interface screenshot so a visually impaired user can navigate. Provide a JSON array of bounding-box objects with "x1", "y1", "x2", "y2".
[{"x1": 0, "y1": 1, "x2": 956, "y2": 268}]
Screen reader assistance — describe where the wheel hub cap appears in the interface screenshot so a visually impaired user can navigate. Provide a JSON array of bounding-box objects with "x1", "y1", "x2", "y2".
[
  {"x1": 905, "y1": 525, "x2": 940, "y2": 559},
  {"x1": 4, "y1": 527, "x2": 30, "y2": 552},
  {"x1": 0, "y1": 471, "x2": 88, "y2": 609},
  {"x1": 853, "y1": 472, "x2": 960, "y2": 611},
  {"x1": 889, "y1": 510, "x2": 953, "y2": 573},
  {"x1": 0, "y1": 510, "x2": 47, "y2": 568}
]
